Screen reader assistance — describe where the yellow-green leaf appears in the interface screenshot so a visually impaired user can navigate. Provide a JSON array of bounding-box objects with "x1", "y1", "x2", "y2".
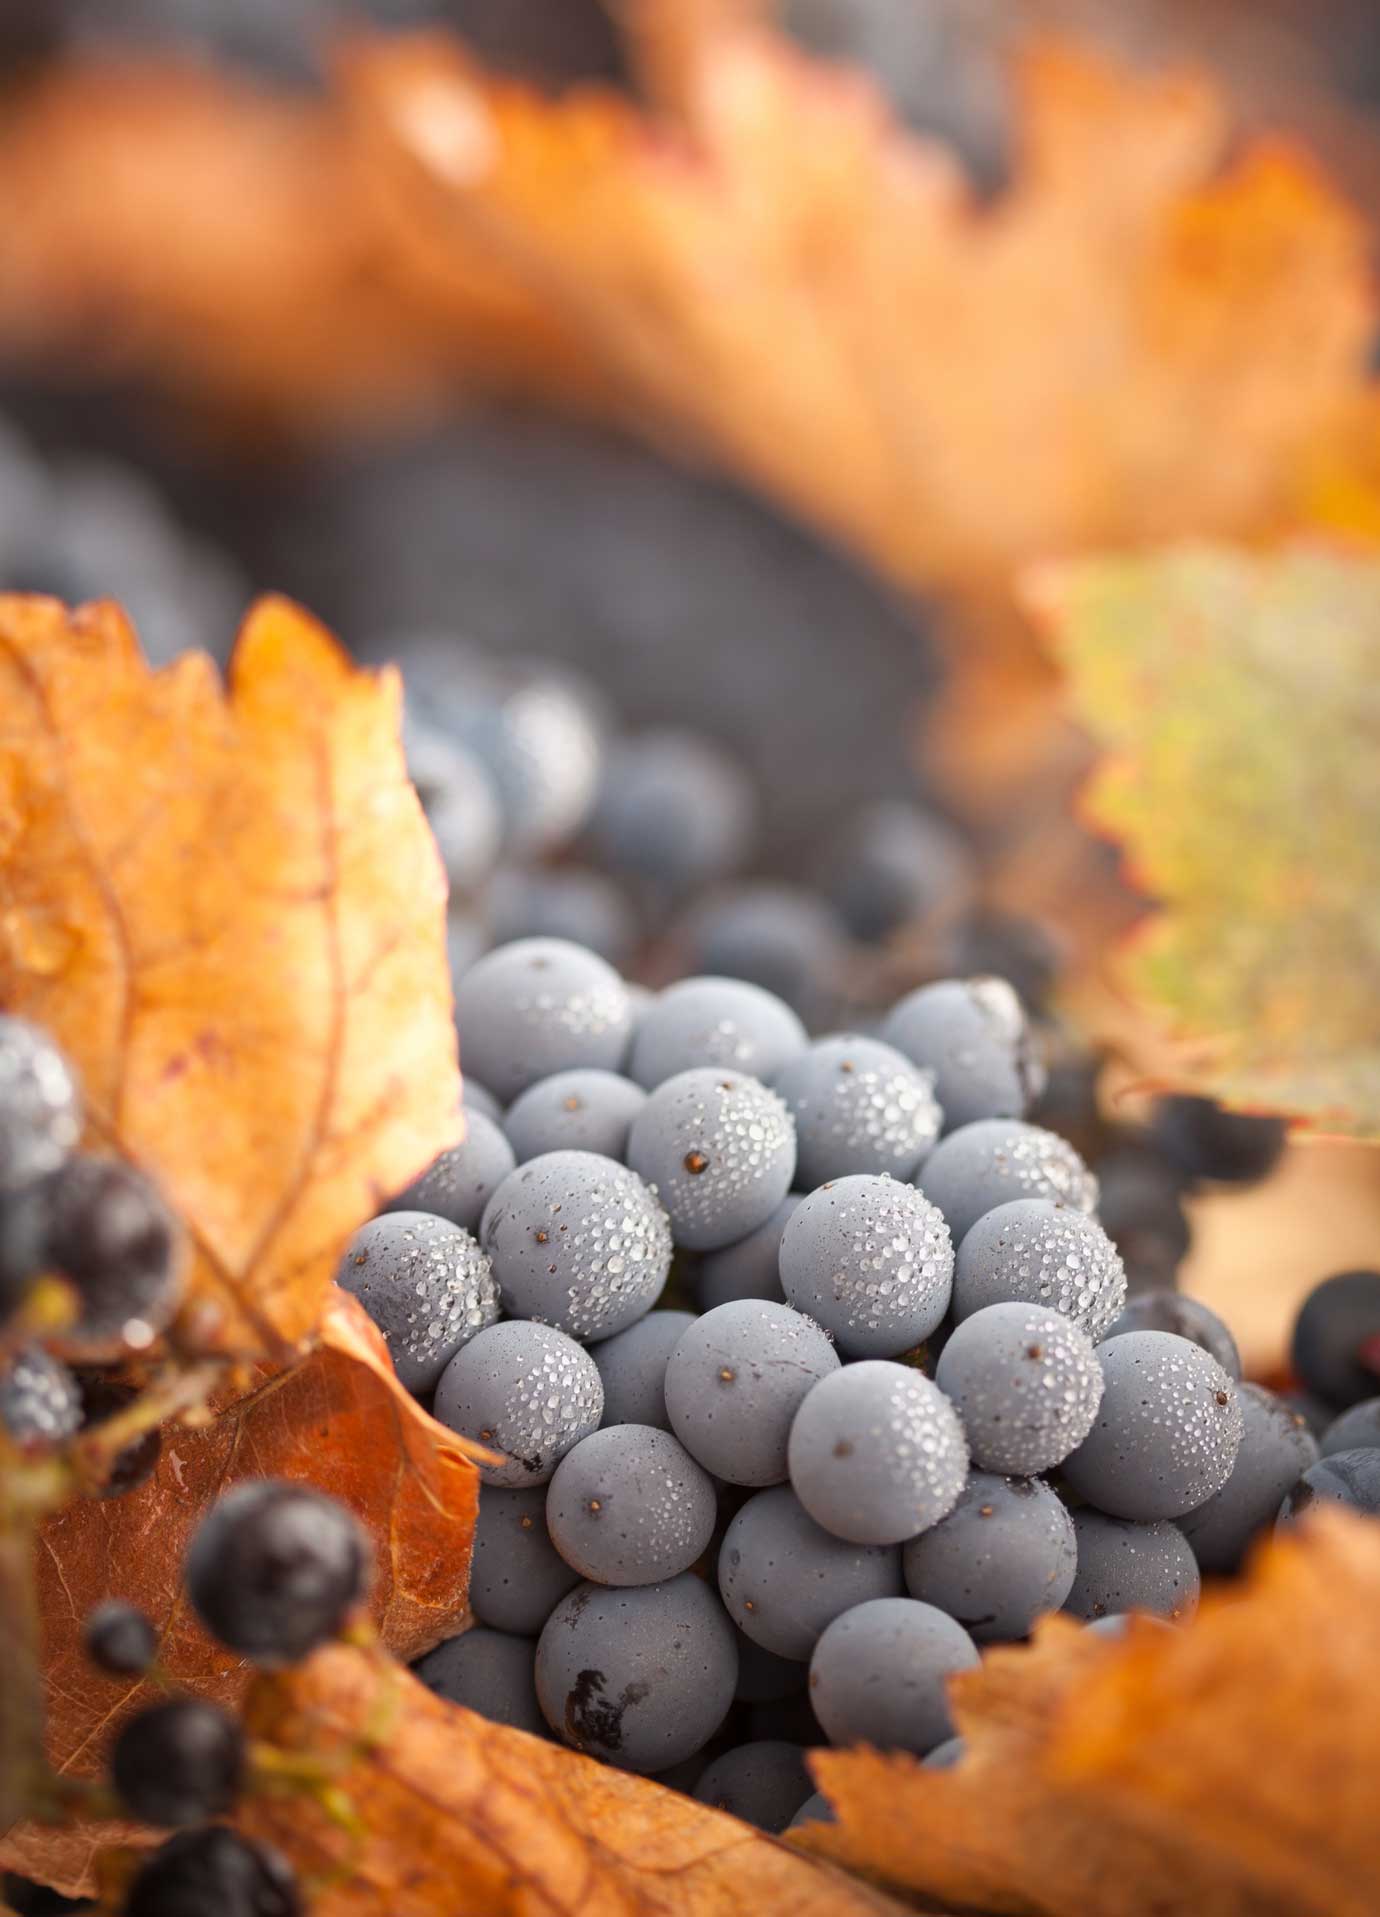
[{"x1": 1026, "y1": 544, "x2": 1380, "y2": 1135}]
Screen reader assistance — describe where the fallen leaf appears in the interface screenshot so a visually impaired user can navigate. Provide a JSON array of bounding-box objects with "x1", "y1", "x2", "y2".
[
  {"x1": 0, "y1": 1291, "x2": 483, "y2": 1898},
  {"x1": 0, "y1": 591, "x2": 460, "y2": 1353},
  {"x1": 800, "y1": 1508, "x2": 1380, "y2": 1917},
  {"x1": 1024, "y1": 545, "x2": 1380, "y2": 1135},
  {"x1": 237, "y1": 1637, "x2": 913, "y2": 1917}
]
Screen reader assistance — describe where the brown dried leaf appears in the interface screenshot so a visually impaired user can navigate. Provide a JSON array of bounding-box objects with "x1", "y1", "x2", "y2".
[
  {"x1": 800, "y1": 1509, "x2": 1380, "y2": 1917},
  {"x1": 0, "y1": 1291, "x2": 482, "y2": 1898},
  {"x1": 0, "y1": 592, "x2": 459, "y2": 1355},
  {"x1": 237, "y1": 1636, "x2": 914, "y2": 1917}
]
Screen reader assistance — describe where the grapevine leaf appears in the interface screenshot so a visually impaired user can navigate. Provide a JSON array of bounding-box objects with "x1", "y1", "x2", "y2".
[
  {"x1": 1025, "y1": 545, "x2": 1380, "y2": 1135},
  {"x1": 0, "y1": 1292, "x2": 484, "y2": 1897},
  {"x1": 0, "y1": 592, "x2": 460, "y2": 1353},
  {"x1": 801, "y1": 1510, "x2": 1380, "y2": 1917}
]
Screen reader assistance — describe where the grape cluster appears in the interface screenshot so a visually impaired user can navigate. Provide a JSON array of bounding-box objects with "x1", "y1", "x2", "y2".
[{"x1": 328, "y1": 931, "x2": 1357, "y2": 1833}]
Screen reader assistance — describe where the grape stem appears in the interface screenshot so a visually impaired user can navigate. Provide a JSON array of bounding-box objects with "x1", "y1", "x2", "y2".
[{"x1": 68, "y1": 1358, "x2": 228, "y2": 1494}]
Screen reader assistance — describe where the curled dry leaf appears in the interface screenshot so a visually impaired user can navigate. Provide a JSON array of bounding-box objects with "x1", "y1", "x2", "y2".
[
  {"x1": 237, "y1": 1637, "x2": 913, "y2": 1917},
  {"x1": 1025, "y1": 545, "x2": 1380, "y2": 1136},
  {"x1": 801, "y1": 1508, "x2": 1380, "y2": 1917},
  {"x1": 0, "y1": 591, "x2": 460, "y2": 1353},
  {"x1": 0, "y1": 1292, "x2": 484, "y2": 1898}
]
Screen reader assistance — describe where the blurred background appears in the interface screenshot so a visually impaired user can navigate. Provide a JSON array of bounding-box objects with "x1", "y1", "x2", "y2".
[{"x1": 0, "y1": 0, "x2": 1377, "y2": 1381}]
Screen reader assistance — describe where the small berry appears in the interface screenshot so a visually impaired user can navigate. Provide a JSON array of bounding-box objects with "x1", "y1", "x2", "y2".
[
  {"x1": 185, "y1": 1481, "x2": 369, "y2": 1667},
  {"x1": 0, "y1": 1015, "x2": 80, "y2": 1193},
  {"x1": 122, "y1": 1827, "x2": 300, "y2": 1917},
  {"x1": 85, "y1": 1601, "x2": 158, "y2": 1676},
  {"x1": 0, "y1": 1345, "x2": 81, "y2": 1448},
  {"x1": 41, "y1": 1157, "x2": 181, "y2": 1349},
  {"x1": 111, "y1": 1699, "x2": 245, "y2": 1827}
]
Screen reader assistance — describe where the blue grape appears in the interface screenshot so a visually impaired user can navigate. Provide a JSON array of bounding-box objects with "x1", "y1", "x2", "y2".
[
  {"x1": 453, "y1": 938, "x2": 633, "y2": 1104},
  {"x1": 486, "y1": 866, "x2": 637, "y2": 968},
  {"x1": 1061, "y1": 1331, "x2": 1243, "y2": 1522},
  {"x1": 1290, "y1": 1269, "x2": 1380, "y2": 1410},
  {"x1": 629, "y1": 977, "x2": 806, "y2": 1091},
  {"x1": 592, "y1": 1308, "x2": 695, "y2": 1432},
  {"x1": 694, "y1": 1196, "x2": 799, "y2": 1311},
  {"x1": 480, "y1": 1150, "x2": 671, "y2": 1341},
  {"x1": 336, "y1": 1211, "x2": 499, "y2": 1395},
  {"x1": 917, "y1": 1120, "x2": 1097, "y2": 1247},
  {"x1": 934, "y1": 1302, "x2": 1102, "y2": 1475},
  {"x1": 1106, "y1": 1290, "x2": 1241, "y2": 1380},
  {"x1": 773, "y1": 1036, "x2": 942, "y2": 1186},
  {"x1": 1179, "y1": 1383, "x2": 1319, "y2": 1574},
  {"x1": 692, "y1": 1741, "x2": 813, "y2": 1832},
  {"x1": 433, "y1": 1321, "x2": 603, "y2": 1488},
  {"x1": 882, "y1": 978, "x2": 1044, "y2": 1127},
  {"x1": 1277, "y1": 1448, "x2": 1380, "y2": 1524},
  {"x1": 590, "y1": 730, "x2": 755, "y2": 898},
  {"x1": 664, "y1": 1300, "x2": 839, "y2": 1487},
  {"x1": 787, "y1": 1361, "x2": 968, "y2": 1544},
  {"x1": 678, "y1": 882, "x2": 846, "y2": 1020},
  {"x1": 1062, "y1": 1509, "x2": 1200, "y2": 1620},
  {"x1": 382, "y1": 1110, "x2": 516, "y2": 1234},
  {"x1": 1319, "y1": 1397, "x2": 1380, "y2": 1457},
  {"x1": 504, "y1": 1069, "x2": 646, "y2": 1164},
  {"x1": 808, "y1": 1597, "x2": 978, "y2": 1754},
  {"x1": 951, "y1": 1198, "x2": 1125, "y2": 1342},
  {"x1": 789, "y1": 1790, "x2": 837, "y2": 1829},
  {"x1": 626, "y1": 1068, "x2": 796, "y2": 1252},
  {"x1": 0, "y1": 1014, "x2": 80, "y2": 1192},
  {"x1": 902, "y1": 1471, "x2": 1076, "y2": 1642},
  {"x1": 824, "y1": 802, "x2": 975, "y2": 945},
  {"x1": 536, "y1": 1574, "x2": 738, "y2": 1772},
  {"x1": 545, "y1": 1423, "x2": 717, "y2": 1585},
  {"x1": 414, "y1": 1627, "x2": 546, "y2": 1738},
  {"x1": 468, "y1": 1485, "x2": 580, "y2": 1636},
  {"x1": 0, "y1": 1345, "x2": 81, "y2": 1446},
  {"x1": 778, "y1": 1174, "x2": 952, "y2": 1358},
  {"x1": 717, "y1": 1485, "x2": 902, "y2": 1660}
]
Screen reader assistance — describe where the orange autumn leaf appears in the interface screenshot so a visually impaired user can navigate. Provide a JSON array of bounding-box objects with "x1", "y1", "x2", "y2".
[
  {"x1": 351, "y1": 20, "x2": 1373, "y2": 591},
  {"x1": 800, "y1": 1509, "x2": 1380, "y2": 1917},
  {"x1": 0, "y1": 58, "x2": 602, "y2": 435},
  {"x1": 236, "y1": 1637, "x2": 913, "y2": 1917},
  {"x1": 0, "y1": 592, "x2": 459, "y2": 1355},
  {"x1": 0, "y1": 1292, "x2": 483, "y2": 1899}
]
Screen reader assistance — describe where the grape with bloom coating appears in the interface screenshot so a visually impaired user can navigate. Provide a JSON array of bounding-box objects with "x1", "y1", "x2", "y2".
[
  {"x1": 336, "y1": 1211, "x2": 499, "y2": 1394},
  {"x1": 1277, "y1": 1448, "x2": 1380, "y2": 1524},
  {"x1": 504, "y1": 1069, "x2": 647, "y2": 1164},
  {"x1": 787, "y1": 1361, "x2": 968, "y2": 1544},
  {"x1": 692, "y1": 1741, "x2": 813, "y2": 1832},
  {"x1": 718, "y1": 1485, "x2": 903, "y2": 1660},
  {"x1": 1062, "y1": 1508, "x2": 1200, "y2": 1620},
  {"x1": 468, "y1": 1486, "x2": 581, "y2": 1636},
  {"x1": 935, "y1": 1302, "x2": 1102, "y2": 1475},
  {"x1": 453, "y1": 939, "x2": 633, "y2": 1103},
  {"x1": 480, "y1": 1150, "x2": 671, "y2": 1341},
  {"x1": 1106, "y1": 1289, "x2": 1241, "y2": 1380},
  {"x1": 952, "y1": 1198, "x2": 1126, "y2": 1342},
  {"x1": 1319, "y1": 1397, "x2": 1380, "y2": 1457},
  {"x1": 902, "y1": 1471, "x2": 1076, "y2": 1642},
  {"x1": 592, "y1": 1308, "x2": 695, "y2": 1432},
  {"x1": 917, "y1": 1120, "x2": 1098, "y2": 1247},
  {"x1": 627, "y1": 1068, "x2": 796, "y2": 1252},
  {"x1": 774, "y1": 1035, "x2": 942, "y2": 1186},
  {"x1": 382, "y1": 1111, "x2": 516, "y2": 1234},
  {"x1": 546, "y1": 1423, "x2": 717, "y2": 1585},
  {"x1": 1179, "y1": 1383, "x2": 1319, "y2": 1573},
  {"x1": 629, "y1": 976, "x2": 806, "y2": 1090},
  {"x1": 664, "y1": 1300, "x2": 839, "y2": 1487},
  {"x1": 434, "y1": 1320, "x2": 603, "y2": 1488},
  {"x1": 1062, "y1": 1331, "x2": 1243, "y2": 1521},
  {"x1": 808, "y1": 1597, "x2": 978, "y2": 1754},
  {"x1": 0, "y1": 1014, "x2": 80, "y2": 1191},
  {"x1": 414, "y1": 1627, "x2": 547, "y2": 1737},
  {"x1": 694, "y1": 1197, "x2": 798, "y2": 1311},
  {"x1": 778, "y1": 1174, "x2": 953, "y2": 1358},
  {"x1": 882, "y1": 977, "x2": 1045, "y2": 1128},
  {"x1": 536, "y1": 1574, "x2": 738, "y2": 1772}
]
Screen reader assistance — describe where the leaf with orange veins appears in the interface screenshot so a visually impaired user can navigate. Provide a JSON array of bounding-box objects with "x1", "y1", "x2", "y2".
[
  {"x1": 348, "y1": 23, "x2": 1374, "y2": 594},
  {"x1": 802, "y1": 1510, "x2": 1380, "y2": 1917},
  {"x1": 1025, "y1": 545, "x2": 1380, "y2": 1135},
  {"x1": 0, "y1": 1293, "x2": 486, "y2": 1899},
  {"x1": 0, "y1": 593, "x2": 460, "y2": 1354},
  {"x1": 237, "y1": 1636, "x2": 914, "y2": 1917}
]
